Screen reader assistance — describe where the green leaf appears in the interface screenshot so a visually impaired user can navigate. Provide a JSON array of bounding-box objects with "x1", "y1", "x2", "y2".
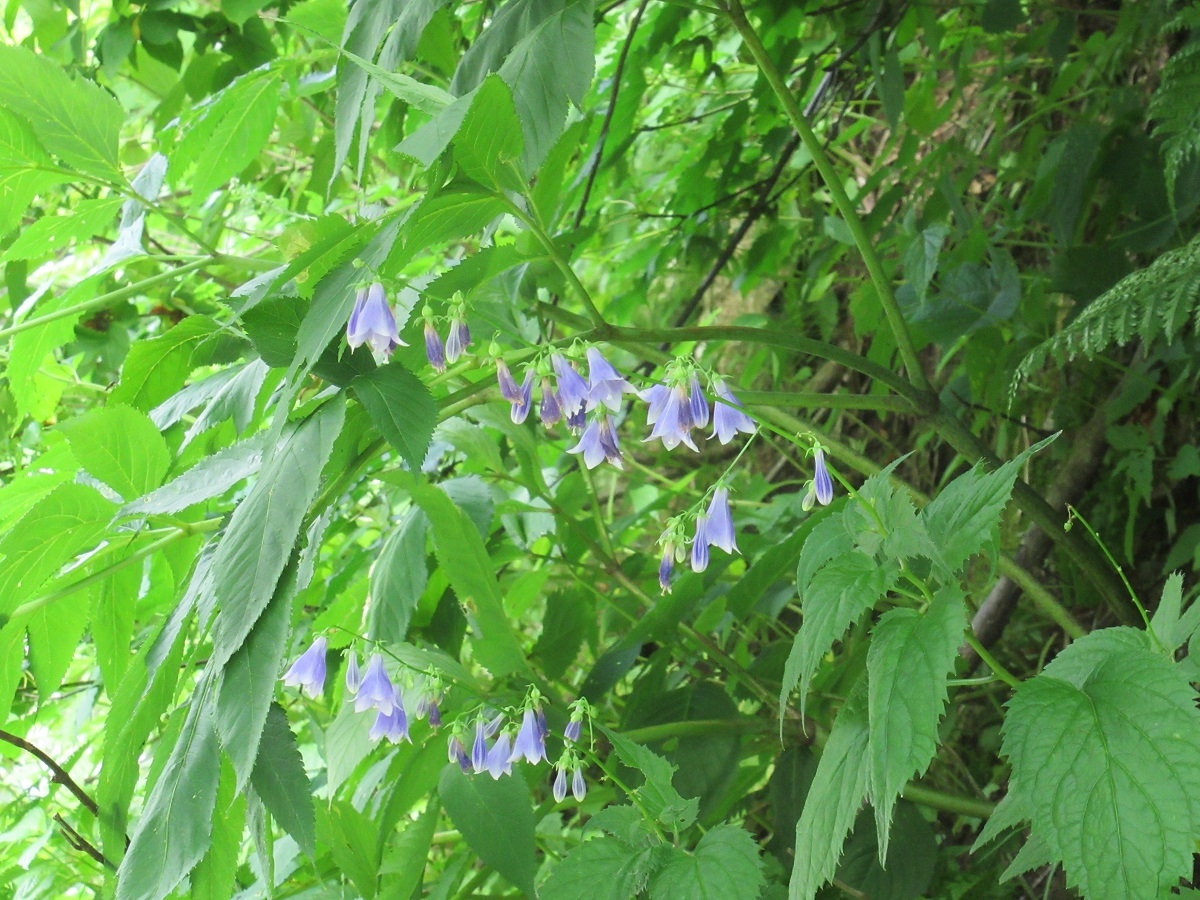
[
  {"x1": 116, "y1": 680, "x2": 222, "y2": 900},
  {"x1": 323, "y1": 799, "x2": 380, "y2": 899},
  {"x1": 209, "y1": 397, "x2": 344, "y2": 670},
  {"x1": 380, "y1": 800, "x2": 440, "y2": 899},
  {"x1": 794, "y1": 514, "x2": 855, "y2": 593},
  {"x1": 439, "y1": 764, "x2": 537, "y2": 897},
  {"x1": 90, "y1": 553, "x2": 142, "y2": 692},
  {"x1": 543, "y1": 836, "x2": 669, "y2": 900},
  {"x1": 349, "y1": 362, "x2": 437, "y2": 471},
  {"x1": 903, "y1": 223, "x2": 948, "y2": 307},
  {"x1": 0, "y1": 483, "x2": 116, "y2": 620},
  {"x1": 215, "y1": 566, "x2": 294, "y2": 789},
  {"x1": 390, "y1": 189, "x2": 509, "y2": 270},
  {"x1": 325, "y1": 697, "x2": 375, "y2": 794},
  {"x1": 533, "y1": 590, "x2": 588, "y2": 680},
  {"x1": 866, "y1": 586, "x2": 965, "y2": 860},
  {"x1": 1001, "y1": 628, "x2": 1200, "y2": 900},
  {"x1": 649, "y1": 826, "x2": 764, "y2": 900},
  {"x1": 26, "y1": 587, "x2": 90, "y2": 699},
  {"x1": 0, "y1": 195, "x2": 124, "y2": 262},
  {"x1": 789, "y1": 678, "x2": 870, "y2": 900},
  {"x1": 7, "y1": 282, "x2": 94, "y2": 420},
  {"x1": 407, "y1": 479, "x2": 529, "y2": 677},
  {"x1": 0, "y1": 44, "x2": 124, "y2": 180},
  {"x1": 0, "y1": 108, "x2": 71, "y2": 236},
  {"x1": 121, "y1": 437, "x2": 263, "y2": 518},
  {"x1": 454, "y1": 74, "x2": 525, "y2": 188},
  {"x1": 394, "y1": 93, "x2": 473, "y2": 167},
  {"x1": 57, "y1": 405, "x2": 170, "y2": 501},
  {"x1": 190, "y1": 758, "x2": 246, "y2": 900},
  {"x1": 780, "y1": 553, "x2": 898, "y2": 721},
  {"x1": 111, "y1": 316, "x2": 221, "y2": 411},
  {"x1": 835, "y1": 802, "x2": 937, "y2": 900},
  {"x1": 250, "y1": 703, "x2": 316, "y2": 859},
  {"x1": 603, "y1": 727, "x2": 699, "y2": 833},
  {"x1": 368, "y1": 508, "x2": 428, "y2": 644}
]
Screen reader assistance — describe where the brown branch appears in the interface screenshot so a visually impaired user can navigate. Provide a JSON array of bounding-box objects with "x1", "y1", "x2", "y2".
[
  {"x1": 0, "y1": 729, "x2": 100, "y2": 817},
  {"x1": 53, "y1": 814, "x2": 116, "y2": 871}
]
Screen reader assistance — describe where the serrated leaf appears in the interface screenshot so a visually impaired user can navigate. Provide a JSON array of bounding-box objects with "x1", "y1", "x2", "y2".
[
  {"x1": 111, "y1": 316, "x2": 221, "y2": 411},
  {"x1": 191, "y1": 758, "x2": 245, "y2": 900},
  {"x1": 368, "y1": 507, "x2": 428, "y2": 645},
  {"x1": 26, "y1": 587, "x2": 90, "y2": 699},
  {"x1": 324, "y1": 799, "x2": 379, "y2": 899},
  {"x1": 380, "y1": 799, "x2": 440, "y2": 899},
  {"x1": 794, "y1": 514, "x2": 855, "y2": 593},
  {"x1": 57, "y1": 405, "x2": 170, "y2": 500},
  {"x1": 603, "y1": 727, "x2": 699, "y2": 833},
  {"x1": 454, "y1": 74, "x2": 525, "y2": 188},
  {"x1": 439, "y1": 764, "x2": 537, "y2": 897},
  {"x1": 1150, "y1": 571, "x2": 1191, "y2": 652},
  {"x1": 866, "y1": 586, "x2": 966, "y2": 860},
  {"x1": 0, "y1": 108, "x2": 71, "y2": 236},
  {"x1": 325, "y1": 697, "x2": 375, "y2": 794},
  {"x1": 1001, "y1": 628, "x2": 1200, "y2": 900},
  {"x1": 121, "y1": 437, "x2": 264, "y2": 518},
  {"x1": 649, "y1": 826, "x2": 764, "y2": 900},
  {"x1": 836, "y1": 801, "x2": 937, "y2": 900},
  {"x1": 209, "y1": 397, "x2": 344, "y2": 670},
  {"x1": 250, "y1": 703, "x2": 315, "y2": 858},
  {"x1": 544, "y1": 836, "x2": 669, "y2": 900},
  {"x1": 90, "y1": 554, "x2": 141, "y2": 692},
  {"x1": 181, "y1": 359, "x2": 270, "y2": 449},
  {"x1": 349, "y1": 362, "x2": 437, "y2": 471},
  {"x1": 1, "y1": 195, "x2": 124, "y2": 262},
  {"x1": 781, "y1": 553, "x2": 898, "y2": 721}
]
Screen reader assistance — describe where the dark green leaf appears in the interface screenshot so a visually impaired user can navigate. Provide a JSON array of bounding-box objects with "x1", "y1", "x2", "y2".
[
  {"x1": 649, "y1": 826, "x2": 764, "y2": 900},
  {"x1": 350, "y1": 362, "x2": 437, "y2": 471},
  {"x1": 544, "y1": 836, "x2": 669, "y2": 900},
  {"x1": 110, "y1": 316, "x2": 221, "y2": 411},
  {"x1": 368, "y1": 508, "x2": 428, "y2": 644},
  {"x1": 439, "y1": 764, "x2": 537, "y2": 897},
  {"x1": 250, "y1": 703, "x2": 315, "y2": 859}
]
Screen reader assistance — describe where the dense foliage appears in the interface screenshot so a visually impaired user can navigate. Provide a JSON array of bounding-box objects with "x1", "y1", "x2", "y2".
[{"x1": 3, "y1": 0, "x2": 1200, "y2": 898}]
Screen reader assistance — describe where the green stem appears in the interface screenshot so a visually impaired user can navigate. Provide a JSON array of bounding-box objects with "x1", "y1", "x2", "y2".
[
  {"x1": 722, "y1": 0, "x2": 931, "y2": 395},
  {"x1": 0, "y1": 258, "x2": 211, "y2": 341},
  {"x1": 621, "y1": 718, "x2": 769, "y2": 743},
  {"x1": 902, "y1": 783, "x2": 994, "y2": 819},
  {"x1": 737, "y1": 389, "x2": 914, "y2": 412},
  {"x1": 995, "y1": 555, "x2": 1086, "y2": 640},
  {"x1": 962, "y1": 632, "x2": 1021, "y2": 689}
]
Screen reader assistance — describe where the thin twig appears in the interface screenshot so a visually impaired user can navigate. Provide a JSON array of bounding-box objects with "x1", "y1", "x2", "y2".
[
  {"x1": 0, "y1": 729, "x2": 101, "y2": 817},
  {"x1": 53, "y1": 814, "x2": 116, "y2": 870}
]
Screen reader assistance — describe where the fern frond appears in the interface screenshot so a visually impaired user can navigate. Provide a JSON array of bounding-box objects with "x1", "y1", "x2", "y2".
[
  {"x1": 1014, "y1": 234, "x2": 1200, "y2": 386},
  {"x1": 1150, "y1": 9, "x2": 1200, "y2": 198}
]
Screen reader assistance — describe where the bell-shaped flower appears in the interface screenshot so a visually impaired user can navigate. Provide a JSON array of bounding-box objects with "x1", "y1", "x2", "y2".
[
  {"x1": 369, "y1": 689, "x2": 410, "y2": 743},
  {"x1": 511, "y1": 372, "x2": 533, "y2": 424},
  {"x1": 445, "y1": 317, "x2": 471, "y2": 363},
  {"x1": 496, "y1": 359, "x2": 522, "y2": 403},
  {"x1": 540, "y1": 379, "x2": 563, "y2": 427},
  {"x1": 347, "y1": 283, "x2": 403, "y2": 357},
  {"x1": 448, "y1": 734, "x2": 471, "y2": 772},
  {"x1": 585, "y1": 347, "x2": 637, "y2": 411},
  {"x1": 552, "y1": 764, "x2": 568, "y2": 802},
  {"x1": 427, "y1": 700, "x2": 442, "y2": 728},
  {"x1": 644, "y1": 385, "x2": 698, "y2": 452},
  {"x1": 471, "y1": 720, "x2": 489, "y2": 774},
  {"x1": 711, "y1": 380, "x2": 756, "y2": 444},
  {"x1": 658, "y1": 543, "x2": 675, "y2": 594},
  {"x1": 564, "y1": 719, "x2": 582, "y2": 743},
  {"x1": 705, "y1": 487, "x2": 738, "y2": 553},
  {"x1": 572, "y1": 766, "x2": 587, "y2": 802},
  {"x1": 485, "y1": 731, "x2": 514, "y2": 779},
  {"x1": 424, "y1": 321, "x2": 446, "y2": 372},
  {"x1": 566, "y1": 405, "x2": 587, "y2": 433},
  {"x1": 344, "y1": 650, "x2": 361, "y2": 695},
  {"x1": 354, "y1": 653, "x2": 395, "y2": 715},
  {"x1": 642, "y1": 383, "x2": 669, "y2": 424},
  {"x1": 814, "y1": 447, "x2": 834, "y2": 505},
  {"x1": 508, "y1": 709, "x2": 547, "y2": 765},
  {"x1": 282, "y1": 636, "x2": 327, "y2": 698},
  {"x1": 690, "y1": 517, "x2": 710, "y2": 572},
  {"x1": 689, "y1": 375, "x2": 710, "y2": 428},
  {"x1": 552, "y1": 354, "x2": 590, "y2": 417},
  {"x1": 568, "y1": 415, "x2": 624, "y2": 470}
]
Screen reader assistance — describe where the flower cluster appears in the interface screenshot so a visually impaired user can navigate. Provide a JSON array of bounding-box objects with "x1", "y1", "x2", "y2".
[
  {"x1": 422, "y1": 297, "x2": 472, "y2": 373},
  {"x1": 346, "y1": 283, "x2": 408, "y2": 360}
]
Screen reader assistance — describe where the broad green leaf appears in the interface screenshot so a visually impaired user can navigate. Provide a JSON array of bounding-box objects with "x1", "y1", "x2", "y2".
[
  {"x1": 379, "y1": 800, "x2": 440, "y2": 900},
  {"x1": 0, "y1": 195, "x2": 124, "y2": 262},
  {"x1": 58, "y1": 405, "x2": 170, "y2": 500},
  {"x1": 603, "y1": 727, "x2": 699, "y2": 833},
  {"x1": 439, "y1": 764, "x2": 537, "y2": 897},
  {"x1": 794, "y1": 514, "x2": 854, "y2": 593},
  {"x1": 389, "y1": 189, "x2": 508, "y2": 271},
  {"x1": 454, "y1": 74, "x2": 525, "y2": 188},
  {"x1": 111, "y1": 316, "x2": 221, "y2": 411},
  {"x1": 26, "y1": 588, "x2": 90, "y2": 700},
  {"x1": 0, "y1": 620, "x2": 27, "y2": 732},
  {"x1": 209, "y1": 397, "x2": 344, "y2": 670},
  {"x1": 1001, "y1": 629, "x2": 1200, "y2": 900},
  {"x1": 543, "y1": 836, "x2": 668, "y2": 900},
  {"x1": 0, "y1": 108, "x2": 71, "y2": 236},
  {"x1": 450, "y1": 0, "x2": 565, "y2": 95},
  {"x1": 250, "y1": 703, "x2": 315, "y2": 858},
  {"x1": 407, "y1": 479, "x2": 529, "y2": 677},
  {"x1": 174, "y1": 71, "x2": 282, "y2": 203},
  {"x1": 288, "y1": 0, "x2": 347, "y2": 43},
  {"x1": 6, "y1": 279, "x2": 97, "y2": 419},
  {"x1": 789, "y1": 678, "x2": 870, "y2": 900},
  {"x1": 0, "y1": 483, "x2": 116, "y2": 620},
  {"x1": 326, "y1": 697, "x2": 375, "y2": 794},
  {"x1": 0, "y1": 437, "x2": 78, "y2": 533},
  {"x1": 649, "y1": 826, "x2": 764, "y2": 900},
  {"x1": 368, "y1": 507, "x2": 428, "y2": 645},
  {"x1": 121, "y1": 437, "x2": 264, "y2": 518},
  {"x1": 533, "y1": 590, "x2": 588, "y2": 679},
  {"x1": 116, "y1": 679, "x2": 222, "y2": 900},
  {"x1": 866, "y1": 586, "x2": 965, "y2": 860},
  {"x1": 1149, "y1": 571, "x2": 1196, "y2": 652},
  {"x1": 921, "y1": 434, "x2": 1055, "y2": 575},
  {"x1": 394, "y1": 93, "x2": 473, "y2": 167},
  {"x1": 903, "y1": 223, "x2": 948, "y2": 306},
  {"x1": 216, "y1": 565, "x2": 294, "y2": 789},
  {"x1": 349, "y1": 362, "x2": 437, "y2": 471},
  {"x1": 191, "y1": 759, "x2": 246, "y2": 900},
  {"x1": 0, "y1": 45, "x2": 124, "y2": 180},
  {"x1": 780, "y1": 553, "x2": 899, "y2": 721}
]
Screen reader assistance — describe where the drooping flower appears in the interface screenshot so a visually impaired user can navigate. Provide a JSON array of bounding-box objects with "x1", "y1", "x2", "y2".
[
  {"x1": 814, "y1": 447, "x2": 834, "y2": 506},
  {"x1": 354, "y1": 654, "x2": 395, "y2": 715},
  {"x1": 552, "y1": 764, "x2": 568, "y2": 802},
  {"x1": 485, "y1": 731, "x2": 514, "y2": 779},
  {"x1": 445, "y1": 317, "x2": 471, "y2": 363},
  {"x1": 511, "y1": 372, "x2": 534, "y2": 424},
  {"x1": 448, "y1": 734, "x2": 471, "y2": 772},
  {"x1": 564, "y1": 719, "x2": 582, "y2": 743},
  {"x1": 540, "y1": 379, "x2": 563, "y2": 427},
  {"x1": 427, "y1": 700, "x2": 442, "y2": 728},
  {"x1": 572, "y1": 766, "x2": 587, "y2": 802},
  {"x1": 566, "y1": 405, "x2": 587, "y2": 433},
  {"x1": 509, "y1": 709, "x2": 547, "y2": 765},
  {"x1": 424, "y1": 321, "x2": 446, "y2": 372},
  {"x1": 710, "y1": 380, "x2": 756, "y2": 444},
  {"x1": 691, "y1": 516, "x2": 710, "y2": 572},
  {"x1": 347, "y1": 283, "x2": 403, "y2": 357},
  {"x1": 644, "y1": 384, "x2": 698, "y2": 452},
  {"x1": 496, "y1": 359, "x2": 522, "y2": 403},
  {"x1": 585, "y1": 347, "x2": 637, "y2": 411},
  {"x1": 568, "y1": 415, "x2": 624, "y2": 470},
  {"x1": 471, "y1": 720, "x2": 488, "y2": 774},
  {"x1": 705, "y1": 487, "x2": 738, "y2": 553},
  {"x1": 370, "y1": 690, "x2": 410, "y2": 743},
  {"x1": 344, "y1": 650, "x2": 361, "y2": 695},
  {"x1": 689, "y1": 375, "x2": 710, "y2": 428},
  {"x1": 552, "y1": 354, "x2": 590, "y2": 418},
  {"x1": 658, "y1": 543, "x2": 675, "y2": 594},
  {"x1": 282, "y1": 636, "x2": 327, "y2": 698}
]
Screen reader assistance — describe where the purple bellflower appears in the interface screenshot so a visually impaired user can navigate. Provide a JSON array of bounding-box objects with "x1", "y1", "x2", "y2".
[
  {"x1": 705, "y1": 487, "x2": 738, "y2": 553},
  {"x1": 711, "y1": 380, "x2": 756, "y2": 444},
  {"x1": 282, "y1": 636, "x2": 327, "y2": 698},
  {"x1": 424, "y1": 321, "x2": 446, "y2": 373},
  {"x1": 448, "y1": 734, "x2": 471, "y2": 772},
  {"x1": 691, "y1": 516, "x2": 710, "y2": 572},
  {"x1": 485, "y1": 731, "x2": 514, "y2": 779},
  {"x1": 568, "y1": 415, "x2": 624, "y2": 470},
  {"x1": 814, "y1": 447, "x2": 834, "y2": 505},
  {"x1": 644, "y1": 384, "x2": 699, "y2": 452},
  {"x1": 540, "y1": 379, "x2": 563, "y2": 427},
  {"x1": 511, "y1": 372, "x2": 534, "y2": 424},
  {"x1": 552, "y1": 355, "x2": 590, "y2": 418},
  {"x1": 689, "y1": 375, "x2": 710, "y2": 428},
  {"x1": 552, "y1": 764, "x2": 568, "y2": 802},
  {"x1": 564, "y1": 719, "x2": 582, "y2": 743},
  {"x1": 566, "y1": 404, "x2": 587, "y2": 433},
  {"x1": 344, "y1": 650, "x2": 361, "y2": 695},
  {"x1": 347, "y1": 283, "x2": 404, "y2": 357},
  {"x1": 658, "y1": 543, "x2": 675, "y2": 594},
  {"x1": 427, "y1": 700, "x2": 442, "y2": 728},
  {"x1": 370, "y1": 690, "x2": 410, "y2": 743},
  {"x1": 585, "y1": 347, "x2": 637, "y2": 411},
  {"x1": 354, "y1": 654, "x2": 395, "y2": 715},
  {"x1": 572, "y1": 766, "x2": 587, "y2": 802},
  {"x1": 496, "y1": 359, "x2": 522, "y2": 403},
  {"x1": 471, "y1": 720, "x2": 489, "y2": 774},
  {"x1": 509, "y1": 709, "x2": 547, "y2": 765},
  {"x1": 445, "y1": 317, "x2": 471, "y2": 363}
]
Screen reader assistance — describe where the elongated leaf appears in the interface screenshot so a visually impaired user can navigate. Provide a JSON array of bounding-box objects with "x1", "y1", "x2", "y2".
[
  {"x1": 455, "y1": 75, "x2": 525, "y2": 188},
  {"x1": 324, "y1": 800, "x2": 379, "y2": 899},
  {"x1": 209, "y1": 397, "x2": 344, "y2": 669},
  {"x1": 0, "y1": 195, "x2": 124, "y2": 262},
  {"x1": 0, "y1": 108, "x2": 71, "y2": 236},
  {"x1": 90, "y1": 555, "x2": 142, "y2": 692},
  {"x1": 1001, "y1": 629, "x2": 1200, "y2": 900},
  {"x1": 439, "y1": 764, "x2": 537, "y2": 897},
  {"x1": 58, "y1": 405, "x2": 170, "y2": 500},
  {"x1": 350, "y1": 362, "x2": 437, "y2": 470},
  {"x1": 649, "y1": 827, "x2": 764, "y2": 900},
  {"x1": 250, "y1": 703, "x2": 315, "y2": 858},
  {"x1": 368, "y1": 508, "x2": 428, "y2": 644},
  {"x1": 121, "y1": 437, "x2": 264, "y2": 518},
  {"x1": 111, "y1": 316, "x2": 221, "y2": 411},
  {"x1": 380, "y1": 800, "x2": 440, "y2": 899},
  {"x1": 190, "y1": 759, "x2": 246, "y2": 900},
  {"x1": 866, "y1": 586, "x2": 966, "y2": 860},
  {"x1": 7, "y1": 283, "x2": 93, "y2": 420}
]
